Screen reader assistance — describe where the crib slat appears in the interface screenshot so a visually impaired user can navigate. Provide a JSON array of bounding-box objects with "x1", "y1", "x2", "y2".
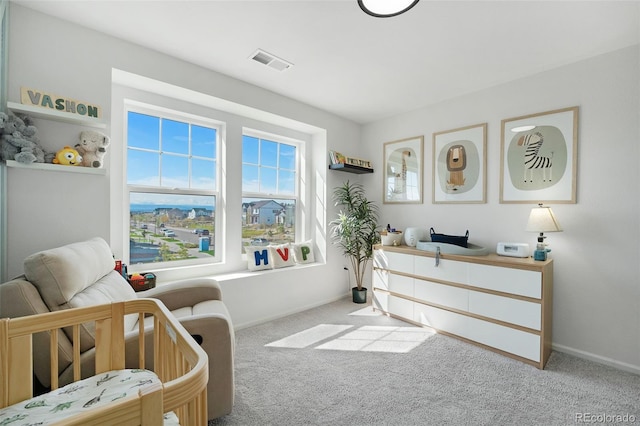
[
  {"x1": 0, "y1": 319, "x2": 8, "y2": 407},
  {"x1": 110, "y1": 302, "x2": 126, "y2": 369},
  {"x1": 73, "y1": 324, "x2": 81, "y2": 381},
  {"x1": 94, "y1": 317, "x2": 112, "y2": 374},
  {"x1": 138, "y1": 312, "x2": 145, "y2": 369},
  {"x1": 50, "y1": 329, "x2": 59, "y2": 389},
  {"x1": 140, "y1": 381, "x2": 163, "y2": 425},
  {"x1": 8, "y1": 333, "x2": 32, "y2": 406}
]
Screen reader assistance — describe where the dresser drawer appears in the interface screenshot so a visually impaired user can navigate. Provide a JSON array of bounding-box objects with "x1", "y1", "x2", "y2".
[
  {"x1": 468, "y1": 291, "x2": 541, "y2": 330},
  {"x1": 374, "y1": 250, "x2": 414, "y2": 273},
  {"x1": 388, "y1": 294, "x2": 413, "y2": 319},
  {"x1": 373, "y1": 290, "x2": 388, "y2": 312},
  {"x1": 467, "y1": 316, "x2": 541, "y2": 362},
  {"x1": 414, "y1": 279, "x2": 468, "y2": 311},
  {"x1": 468, "y1": 263, "x2": 541, "y2": 298},
  {"x1": 373, "y1": 270, "x2": 414, "y2": 296},
  {"x1": 414, "y1": 256, "x2": 468, "y2": 284},
  {"x1": 373, "y1": 268, "x2": 389, "y2": 291},
  {"x1": 414, "y1": 303, "x2": 467, "y2": 338}
]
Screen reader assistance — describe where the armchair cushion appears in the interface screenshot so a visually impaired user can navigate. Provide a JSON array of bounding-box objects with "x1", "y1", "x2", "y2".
[
  {"x1": 23, "y1": 237, "x2": 123, "y2": 309},
  {"x1": 23, "y1": 237, "x2": 137, "y2": 352}
]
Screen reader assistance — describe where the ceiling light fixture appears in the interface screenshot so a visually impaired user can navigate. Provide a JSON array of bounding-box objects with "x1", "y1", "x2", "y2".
[{"x1": 358, "y1": 0, "x2": 420, "y2": 18}]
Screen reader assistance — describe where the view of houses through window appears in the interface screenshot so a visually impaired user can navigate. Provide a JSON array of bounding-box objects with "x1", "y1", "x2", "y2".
[
  {"x1": 129, "y1": 192, "x2": 216, "y2": 264},
  {"x1": 242, "y1": 133, "x2": 298, "y2": 249},
  {"x1": 127, "y1": 108, "x2": 220, "y2": 266},
  {"x1": 242, "y1": 197, "x2": 296, "y2": 247}
]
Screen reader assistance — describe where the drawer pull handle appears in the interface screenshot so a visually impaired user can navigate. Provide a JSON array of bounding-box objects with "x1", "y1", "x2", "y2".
[{"x1": 435, "y1": 246, "x2": 440, "y2": 267}]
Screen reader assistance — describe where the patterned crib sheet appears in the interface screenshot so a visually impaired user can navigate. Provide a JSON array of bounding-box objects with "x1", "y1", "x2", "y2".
[{"x1": 0, "y1": 369, "x2": 179, "y2": 425}]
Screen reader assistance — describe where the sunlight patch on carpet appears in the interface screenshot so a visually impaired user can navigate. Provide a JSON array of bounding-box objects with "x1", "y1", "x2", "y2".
[
  {"x1": 265, "y1": 324, "x2": 354, "y2": 348},
  {"x1": 316, "y1": 325, "x2": 435, "y2": 353},
  {"x1": 266, "y1": 323, "x2": 434, "y2": 353}
]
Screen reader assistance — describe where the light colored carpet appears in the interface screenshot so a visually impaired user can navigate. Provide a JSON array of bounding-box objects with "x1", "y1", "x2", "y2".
[{"x1": 210, "y1": 296, "x2": 640, "y2": 425}]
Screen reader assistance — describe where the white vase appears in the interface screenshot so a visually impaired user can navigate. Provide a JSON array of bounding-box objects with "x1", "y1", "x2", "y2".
[{"x1": 403, "y1": 227, "x2": 427, "y2": 247}]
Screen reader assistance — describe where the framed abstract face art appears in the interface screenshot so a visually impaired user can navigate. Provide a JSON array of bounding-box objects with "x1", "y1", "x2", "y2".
[
  {"x1": 432, "y1": 123, "x2": 487, "y2": 204},
  {"x1": 383, "y1": 136, "x2": 424, "y2": 204},
  {"x1": 500, "y1": 106, "x2": 578, "y2": 203}
]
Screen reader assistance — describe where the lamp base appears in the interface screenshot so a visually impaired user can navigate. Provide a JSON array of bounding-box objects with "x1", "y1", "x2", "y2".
[{"x1": 533, "y1": 249, "x2": 550, "y2": 261}]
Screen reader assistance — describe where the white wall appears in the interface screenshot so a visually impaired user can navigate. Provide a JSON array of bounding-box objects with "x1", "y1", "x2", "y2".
[
  {"x1": 4, "y1": 4, "x2": 363, "y2": 326},
  {"x1": 361, "y1": 45, "x2": 640, "y2": 372}
]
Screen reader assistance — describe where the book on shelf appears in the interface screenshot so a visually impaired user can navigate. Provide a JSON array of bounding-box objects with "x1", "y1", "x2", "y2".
[
  {"x1": 329, "y1": 151, "x2": 372, "y2": 169},
  {"x1": 329, "y1": 150, "x2": 346, "y2": 165}
]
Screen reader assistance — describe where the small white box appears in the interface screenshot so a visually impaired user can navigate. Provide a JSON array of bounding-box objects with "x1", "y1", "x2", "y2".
[{"x1": 497, "y1": 242, "x2": 530, "y2": 258}]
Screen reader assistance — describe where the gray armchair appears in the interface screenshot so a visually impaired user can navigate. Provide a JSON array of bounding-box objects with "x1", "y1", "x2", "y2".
[{"x1": 0, "y1": 237, "x2": 234, "y2": 420}]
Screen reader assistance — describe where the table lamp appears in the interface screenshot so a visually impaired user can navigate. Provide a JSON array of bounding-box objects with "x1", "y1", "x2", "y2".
[{"x1": 526, "y1": 203, "x2": 562, "y2": 260}]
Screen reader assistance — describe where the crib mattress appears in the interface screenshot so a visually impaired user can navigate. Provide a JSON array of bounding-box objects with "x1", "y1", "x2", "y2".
[{"x1": 0, "y1": 369, "x2": 179, "y2": 425}]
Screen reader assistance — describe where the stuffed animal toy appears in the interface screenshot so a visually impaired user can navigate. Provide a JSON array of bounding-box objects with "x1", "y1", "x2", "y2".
[
  {"x1": 75, "y1": 130, "x2": 110, "y2": 168},
  {"x1": 53, "y1": 146, "x2": 83, "y2": 166},
  {"x1": 0, "y1": 113, "x2": 49, "y2": 164}
]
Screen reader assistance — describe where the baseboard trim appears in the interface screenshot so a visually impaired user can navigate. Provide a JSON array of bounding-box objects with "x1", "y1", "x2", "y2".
[
  {"x1": 233, "y1": 293, "x2": 349, "y2": 331},
  {"x1": 552, "y1": 343, "x2": 640, "y2": 375}
]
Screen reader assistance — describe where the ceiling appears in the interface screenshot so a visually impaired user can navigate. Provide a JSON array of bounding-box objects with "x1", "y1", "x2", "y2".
[{"x1": 15, "y1": 1, "x2": 640, "y2": 124}]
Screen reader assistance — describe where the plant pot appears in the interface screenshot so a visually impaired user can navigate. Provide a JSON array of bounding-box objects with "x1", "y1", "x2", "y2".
[{"x1": 352, "y1": 287, "x2": 367, "y2": 304}]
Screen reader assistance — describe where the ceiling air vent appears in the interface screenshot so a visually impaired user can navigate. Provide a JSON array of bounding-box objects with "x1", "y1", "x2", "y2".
[{"x1": 249, "y1": 49, "x2": 293, "y2": 72}]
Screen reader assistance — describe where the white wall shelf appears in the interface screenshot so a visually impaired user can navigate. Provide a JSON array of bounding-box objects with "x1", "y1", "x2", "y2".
[
  {"x1": 5, "y1": 160, "x2": 106, "y2": 175},
  {"x1": 7, "y1": 101, "x2": 107, "y2": 129}
]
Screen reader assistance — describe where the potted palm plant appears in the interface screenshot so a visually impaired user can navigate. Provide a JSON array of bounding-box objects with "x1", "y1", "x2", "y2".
[{"x1": 330, "y1": 180, "x2": 380, "y2": 303}]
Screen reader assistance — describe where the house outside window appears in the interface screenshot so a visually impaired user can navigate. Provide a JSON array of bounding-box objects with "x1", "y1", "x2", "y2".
[
  {"x1": 242, "y1": 130, "x2": 298, "y2": 249},
  {"x1": 126, "y1": 106, "x2": 221, "y2": 267}
]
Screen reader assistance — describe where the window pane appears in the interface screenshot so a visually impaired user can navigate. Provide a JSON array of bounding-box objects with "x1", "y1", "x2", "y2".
[
  {"x1": 241, "y1": 198, "x2": 295, "y2": 248},
  {"x1": 242, "y1": 164, "x2": 259, "y2": 192},
  {"x1": 279, "y1": 143, "x2": 296, "y2": 170},
  {"x1": 260, "y1": 167, "x2": 277, "y2": 194},
  {"x1": 162, "y1": 119, "x2": 189, "y2": 155},
  {"x1": 261, "y1": 140, "x2": 278, "y2": 167},
  {"x1": 128, "y1": 112, "x2": 159, "y2": 150},
  {"x1": 129, "y1": 192, "x2": 216, "y2": 266},
  {"x1": 191, "y1": 158, "x2": 216, "y2": 190},
  {"x1": 242, "y1": 135, "x2": 259, "y2": 164},
  {"x1": 128, "y1": 150, "x2": 159, "y2": 186},
  {"x1": 192, "y1": 125, "x2": 216, "y2": 159},
  {"x1": 278, "y1": 170, "x2": 295, "y2": 195},
  {"x1": 161, "y1": 154, "x2": 189, "y2": 188}
]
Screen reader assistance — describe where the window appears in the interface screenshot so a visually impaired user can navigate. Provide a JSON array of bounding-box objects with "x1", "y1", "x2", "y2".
[
  {"x1": 126, "y1": 107, "x2": 220, "y2": 267},
  {"x1": 242, "y1": 131, "x2": 298, "y2": 249}
]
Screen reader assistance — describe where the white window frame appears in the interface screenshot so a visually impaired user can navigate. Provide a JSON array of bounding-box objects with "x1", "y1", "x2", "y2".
[
  {"x1": 125, "y1": 101, "x2": 223, "y2": 269},
  {"x1": 241, "y1": 128, "x2": 302, "y2": 249}
]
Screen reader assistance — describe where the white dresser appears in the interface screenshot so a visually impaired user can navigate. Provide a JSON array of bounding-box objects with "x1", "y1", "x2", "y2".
[{"x1": 372, "y1": 245, "x2": 553, "y2": 369}]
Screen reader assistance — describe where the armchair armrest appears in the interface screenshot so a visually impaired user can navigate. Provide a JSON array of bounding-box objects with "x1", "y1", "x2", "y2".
[{"x1": 136, "y1": 277, "x2": 223, "y2": 311}]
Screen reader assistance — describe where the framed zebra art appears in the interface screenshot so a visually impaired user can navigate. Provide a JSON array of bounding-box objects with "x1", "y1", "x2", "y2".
[
  {"x1": 432, "y1": 123, "x2": 487, "y2": 204},
  {"x1": 383, "y1": 135, "x2": 424, "y2": 204},
  {"x1": 500, "y1": 106, "x2": 579, "y2": 204}
]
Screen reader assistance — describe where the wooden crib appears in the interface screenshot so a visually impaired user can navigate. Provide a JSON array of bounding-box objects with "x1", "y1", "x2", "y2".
[{"x1": 0, "y1": 298, "x2": 209, "y2": 425}]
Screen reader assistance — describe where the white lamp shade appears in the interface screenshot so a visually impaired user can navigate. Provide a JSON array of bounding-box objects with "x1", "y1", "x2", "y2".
[{"x1": 526, "y1": 205, "x2": 562, "y2": 233}]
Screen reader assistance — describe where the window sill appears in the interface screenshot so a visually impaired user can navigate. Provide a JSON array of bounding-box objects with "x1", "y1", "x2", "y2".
[
  {"x1": 150, "y1": 260, "x2": 323, "y2": 286},
  {"x1": 213, "y1": 261, "x2": 322, "y2": 282}
]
